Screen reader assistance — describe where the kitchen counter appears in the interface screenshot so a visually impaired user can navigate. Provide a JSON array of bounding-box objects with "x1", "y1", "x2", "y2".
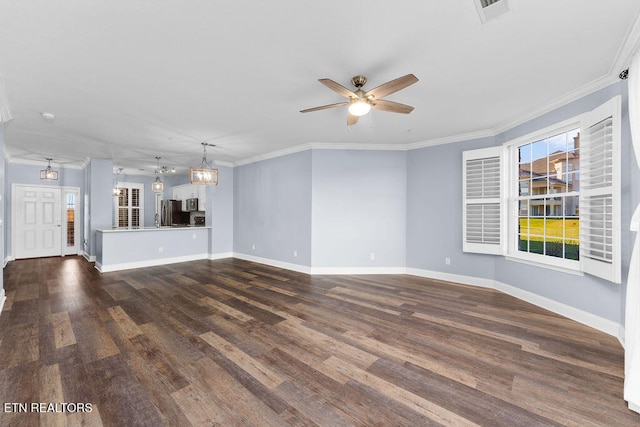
[
  {"x1": 95, "y1": 226, "x2": 210, "y2": 272},
  {"x1": 100, "y1": 225, "x2": 209, "y2": 232}
]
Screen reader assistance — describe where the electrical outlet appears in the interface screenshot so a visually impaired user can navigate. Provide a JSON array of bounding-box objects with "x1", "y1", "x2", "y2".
[
  {"x1": 252, "y1": 243, "x2": 255, "y2": 250},
  {"x1": 293, "y1": 250, "x2": 298, "y2": 258},
  {"x1": 445, "y1": 257, "x2": 451, "y2": 265},
  {"x1": 158, "y1": 246, "x2": 164, "y2": 253},
  {"x1": 192, "y1": 233, "x2": 197, "y2": 239},
  {"x1": 370, "y1": 252, "x2": 375, "y2": 261}
]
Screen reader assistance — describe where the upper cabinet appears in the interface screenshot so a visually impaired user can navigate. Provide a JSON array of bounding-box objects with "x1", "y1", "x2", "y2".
[{"x1": 172, "y1": 184, "x2": 206, "y2": 211}]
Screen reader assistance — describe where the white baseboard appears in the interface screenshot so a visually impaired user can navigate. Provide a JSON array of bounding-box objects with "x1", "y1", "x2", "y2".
[
  {"x1": 629, "y1": 401, "x2": 640, "y2": 414},
  {"x1": 405, "y1": 267, "x2": 496, "y2": 289},
  {"x1": 81, "y1": 251, "x2": 95, "y2": 262},
  {"x1": 3, "y1": 256, "x2": 13, "y2": 268},
  {"x1": 0, "y1": 288, "x2": 5, "y2": 315},
  {"x1": 76, "y1": 247, "x2": 627, "y2": 340},
  {"x1": 493, "y1": 279, "x2": 622, "y2": 340},
  {"x1": 406, "y1": 266, "x2": 622, "y2": 340},
  {"x1": 209, "y1": 252, "x2": 234, "y2": 261},
  {"x1": 310, "y1": 266, "x2": 407, "y2": 275},
  {"x1": 232, "y1": 252, "x2": 312, "y2": 274},
  {"x1": 96, "y1": 253, "x2": 209, "y2": 273}
]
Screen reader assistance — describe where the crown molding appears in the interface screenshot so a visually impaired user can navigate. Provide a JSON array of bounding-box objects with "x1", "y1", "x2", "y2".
[
  {"x1": 491, "y1": 74, "x2": 619, "y2": 135},
  {"x1": 405, "y1": 129, "x2": 496, "y2": 150},
  {"x1": 234, "y1": 143, "x2": 314, "y2": 167},
  {"x1": 610, "y1": 8, "x2": 640, "y2": 75},
  {"x1": 7, "y1": 157, "x2": 83, "y2": 169}
]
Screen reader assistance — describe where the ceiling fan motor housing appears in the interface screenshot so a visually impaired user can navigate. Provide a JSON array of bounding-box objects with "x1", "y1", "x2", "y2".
[{"x1": 351, "y1": 75, "x2": 367, "y2": 88}]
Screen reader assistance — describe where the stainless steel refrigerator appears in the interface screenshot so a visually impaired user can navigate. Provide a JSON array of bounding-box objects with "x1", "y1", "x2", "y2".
[{"x1": 161, "y1": 200, "x2": 186, "y2": 226}]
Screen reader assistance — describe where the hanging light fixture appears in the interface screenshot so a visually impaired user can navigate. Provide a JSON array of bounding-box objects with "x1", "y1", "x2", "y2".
[
  {"x1": 40, "y1": 158, "x2": 59, "y2": 181},
  {"x1": 152, "y1": 156, "x2": 164, "y2": 193},
  {"x1": 190, "y1": 142, "x2": 218, "y2": 185},
  {"x1": 113, "y1": 168, "x2": 123, "y2": 196}
]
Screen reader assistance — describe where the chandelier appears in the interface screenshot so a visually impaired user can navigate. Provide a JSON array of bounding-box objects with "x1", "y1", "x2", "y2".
[
  {"x1": 152, "y1": 156, "x2": 164, "y2": 193},
  {"x1": 190, "y1": 143, "x2": 218, "y2": 185},
  {"x1": 40, "y1": 158, "x2": 58, "y2": 181}
]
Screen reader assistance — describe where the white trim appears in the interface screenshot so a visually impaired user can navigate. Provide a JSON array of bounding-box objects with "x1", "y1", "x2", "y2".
[
  {"x1": 0, "y1": 289, "x2": 6, "y2": 315},
  {"x1": 406, "y1": 266, "x2": 621, "y2": 339},
  {"x1": 405, "y1": 267, "x2": 496, "y2": 289},
  {"x1": 610, "y1": 9, "x2": 640, "y2": 76},
  {"x1": 405, "y1": 129, "x2": 496, "y2": 151},
  {"x1": 234, "y1": 143, "x2": 313, "y2": 167},
  {"x1": 311, "y1": 142, "x2": 409, "y2": 152},
  {"x1": 504, "y1": 256, "x2": 584, "y2": 277},
  {"x1": 81, "y1": 251, "x2": 95, "y2": 262},
  {"x1": 630, "y1": 401, "x2": 640, "y2": 414},
  {"x1": 232, "y1": 252, "x2": 312, "y2": 274},
  {"x1": 3, "y1": 256, "x2": 13, "y2": 267},
  {"x1": 96, "y1": 253, "x2": 209, "y2": 273},
  {"x1": 225, "y1": 253, "x2": 622, "y2": 339},
  {"x1": 309, "y1": 266, "x2": 407, "y2": 275},
  {"x1": 209, "y1": 252, "x2": 234, "y2": 260},
  {"x1": 493, "y1": 279, "x2": 621, "y2": 339},
  {"x1": 6, "y1": 158, "x2": 84, "y2": 169}
]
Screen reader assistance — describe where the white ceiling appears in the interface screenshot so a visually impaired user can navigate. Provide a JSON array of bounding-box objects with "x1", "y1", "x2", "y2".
[{"x1": 0, "y1": 0, "x2": 639, "y2": 175}]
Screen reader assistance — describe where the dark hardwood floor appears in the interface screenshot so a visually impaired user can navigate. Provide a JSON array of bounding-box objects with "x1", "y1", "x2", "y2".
[{"x1": 0, "y1": 256, "x2": 638, "y2": 426}]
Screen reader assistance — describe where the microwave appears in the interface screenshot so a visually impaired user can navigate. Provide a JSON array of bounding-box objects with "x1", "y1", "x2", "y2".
[{"x1": 185, "y1": 198, "x2": 198, "y2": 211}]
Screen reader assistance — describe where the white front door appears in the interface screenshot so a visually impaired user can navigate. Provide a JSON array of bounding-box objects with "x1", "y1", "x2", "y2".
[{"x1": 14, "y1": 185, "x2": 62, "y2": 259}]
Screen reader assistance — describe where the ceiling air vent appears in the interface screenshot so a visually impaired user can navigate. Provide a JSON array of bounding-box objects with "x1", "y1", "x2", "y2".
[{"x1": 475, "y1": 0, "x2": 510, "y2": 24}]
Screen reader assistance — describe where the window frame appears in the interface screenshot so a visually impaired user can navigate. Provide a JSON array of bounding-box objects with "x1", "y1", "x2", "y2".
[
  {"x1": 114, "y1": 182, "x2": 144, "y2": 228},
  {"x1": 462, "y1": 95, "x2": 622, "y2": 283},
  {"x1": 505, "y1": 116, "x2": 583, "y2": 273}
]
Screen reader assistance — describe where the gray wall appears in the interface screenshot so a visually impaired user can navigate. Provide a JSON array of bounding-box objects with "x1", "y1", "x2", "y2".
[
  {"x1": 406, "y1": 137, "x2": 498, "y2": 280},
  {"x1": 5, "y1": 162, "x2": 84, "y2": 259},
  {"x1": 208, "y1": 165, "x2": 234, "y2": 255},
  {"x1": 87, "y1": 159, "x2": 113, "y2": 257},
  {"x1": 234, "y1": 150, "x2": 312, "y2": 266},
  {"x1": 405, "y1": 81, "x2": 638, "y2": 324},
  {"x1": 312, "y1": 149, "x2": 407, "y2": 268}
]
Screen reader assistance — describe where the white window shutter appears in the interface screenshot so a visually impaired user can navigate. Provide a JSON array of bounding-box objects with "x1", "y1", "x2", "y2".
[
  {"x1": 580, "y1": 96, "x2": 621, "y2": 283},
  {"x1": 463, "y1": 146, "x2": 505, "y2": 255}
]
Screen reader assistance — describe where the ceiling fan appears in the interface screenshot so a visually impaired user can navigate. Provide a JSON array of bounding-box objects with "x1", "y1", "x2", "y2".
[{"x1": 300, "y1": 74, "x2": 418, "y2": 126}]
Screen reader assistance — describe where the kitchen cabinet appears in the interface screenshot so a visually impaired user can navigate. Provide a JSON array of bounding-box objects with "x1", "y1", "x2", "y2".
[{"x1": 172, "y1": 184, "x2": 206, "y2": 211}]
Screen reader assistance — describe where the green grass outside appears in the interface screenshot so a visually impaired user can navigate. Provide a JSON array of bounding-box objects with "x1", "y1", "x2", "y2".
[{"x1": 518, "y1": 218, "x2": 579, "y2": 260}]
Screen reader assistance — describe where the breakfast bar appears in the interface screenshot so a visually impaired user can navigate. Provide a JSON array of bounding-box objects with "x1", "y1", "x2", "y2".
[{"x1": 95, "y1": 226, "x2": 210, "y2": 273}]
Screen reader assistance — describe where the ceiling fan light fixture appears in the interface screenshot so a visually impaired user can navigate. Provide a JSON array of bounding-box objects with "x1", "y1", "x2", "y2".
[{"x1": 348, "y1": 99, "x2": 371, "y2": 117}]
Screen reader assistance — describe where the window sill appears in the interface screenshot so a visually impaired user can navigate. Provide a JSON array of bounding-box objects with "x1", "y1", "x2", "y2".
[{"x1": 504, "y1": 255, "x2": 584, "y2": 277}]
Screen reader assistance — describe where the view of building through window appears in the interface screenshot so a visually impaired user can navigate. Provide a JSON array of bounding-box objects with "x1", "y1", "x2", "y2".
[{"x1": 518, "y1": 128, "x2": 580, "y2": 260}]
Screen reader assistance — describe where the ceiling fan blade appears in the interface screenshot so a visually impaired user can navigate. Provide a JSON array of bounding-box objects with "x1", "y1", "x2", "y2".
[
  {"x1": 300, "y1": 101, "x2": 349, "y2": 113},
  {"x1": 347, "y1": 112, "x2": 359, "y2": 126},
  {"x1": 371, "y1": 99, "x2": 414, "y2": 114},
  {"x1": 365, "y1": 74, "x2": 418, "y2": 99},
  {"x1": 319, "y1": 79, "x2": 358, "y2": 98}
]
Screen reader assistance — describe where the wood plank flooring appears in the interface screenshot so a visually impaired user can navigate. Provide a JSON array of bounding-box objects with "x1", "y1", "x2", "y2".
[{"x1": 0, "y1": 256, "x2": 638, "y2": 426}]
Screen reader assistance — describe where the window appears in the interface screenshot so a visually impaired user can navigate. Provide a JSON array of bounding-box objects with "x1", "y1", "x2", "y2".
[
  {"x1": 463, "y1": 96, "x2": 621, "y2": 283},
  {"x1": 66, "y1": 193, "x2": 75, "y2": 247},
  {"x1": 114, "y1": 183, "x2": 144, "y2": 228},
  {"x1": 516, "y1": 128, "x2": 580, "y2": 262}
]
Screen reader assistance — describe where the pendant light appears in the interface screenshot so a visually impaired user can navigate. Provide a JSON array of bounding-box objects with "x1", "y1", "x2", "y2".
[
  {"x1": 40, "y1": 158, "x2": 58, "y2": 181},
  {"x1": 152, "y1": 156, "x2": 164, "y2": 193},
  {"x1": 113, "y1": 168, "x2": 123, "y2": 196},
  {"x1": 190, "y1": 143, "x2": 218, "y2": 185}
]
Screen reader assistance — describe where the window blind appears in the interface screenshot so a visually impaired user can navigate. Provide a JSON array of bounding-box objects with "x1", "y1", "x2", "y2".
[
  {"x1": 580, "y1": 97, "x2": 621, "y2": 283},
  {"x1": 463, "y1": 146, "x2": 504, "y2": 255}
]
